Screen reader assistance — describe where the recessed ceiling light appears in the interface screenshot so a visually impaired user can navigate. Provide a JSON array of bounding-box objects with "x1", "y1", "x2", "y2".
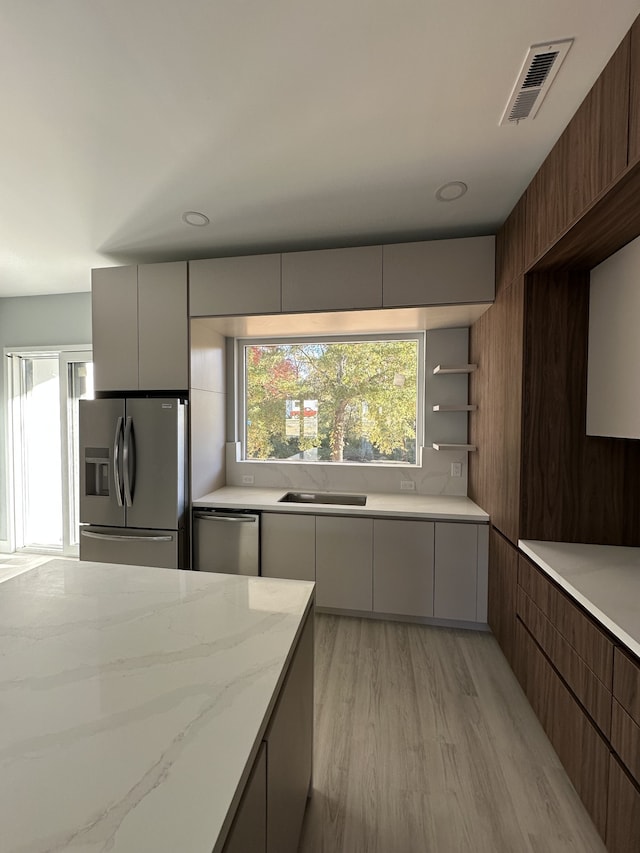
[
  {"x1": 435, "y1": 181, "x2": 468, "y2": 202},
  {"x1": 182, "y1": 211, "x2": 210, "y2": 226}
]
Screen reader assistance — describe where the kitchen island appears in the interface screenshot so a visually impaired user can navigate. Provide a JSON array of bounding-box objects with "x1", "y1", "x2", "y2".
[{"x1": 0, "y1": 559, "x2": 314, "y2": 853}]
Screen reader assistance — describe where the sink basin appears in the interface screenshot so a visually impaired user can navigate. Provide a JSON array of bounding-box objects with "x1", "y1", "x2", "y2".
[{"x1": 278, "y1": 491, "x2": 367, "y2": 507}]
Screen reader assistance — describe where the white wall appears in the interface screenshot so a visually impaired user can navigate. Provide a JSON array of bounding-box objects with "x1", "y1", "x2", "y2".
[
  {"x1": 587, "y1": 235, "x2": 640, "y2": 439},
  {"x1": 0, "y1": 292, "x2": 92, "y2": 547}
]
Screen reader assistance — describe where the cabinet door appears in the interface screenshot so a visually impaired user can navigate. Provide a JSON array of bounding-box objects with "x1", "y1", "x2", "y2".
[
  {"x1": 265, "y1": 612, "x2": 313, "y2": 853},
  {"x1": 281, "y1": 246, "x2": 382, "y2": 312},
  {"x1": 630, "y1": 16, "x2": 640, "y2": 166},
  {"x1": 138, "y1": 262, "x2": 188, "y2": 390},
  {"x1": 606, "y1": 754, "x2": 640, "y2": 853},
  {"x1": 189, "y1": 254, "x2": 281, "y2": 316},
  {"x1": 516, "y1": 620, "x2": 609, "y2": 838},
  {"x1": 315, "y1": 516, "x2": 372, "y2": 610},
  {"x1": 261, "y1": 513, "x2": 315, "y2": 581},
  {"x1": 222, "y1": 743, "x2": 266, "y2": 853},
  {"x1": 382, "y1": 237, "x2": 495, "y2": 308},
  {"x1": 92, "y1": 265, "x2": 139, "y2": 392},
  {"x1": 487, "y1": 528, "x2": 518, "y2": 667},
  {"x1": 372, "y1": 519, "x2": 434, "y2": 617},
  {"x1": 433, "y1": 522, "x2": 478, "y2": 621}
]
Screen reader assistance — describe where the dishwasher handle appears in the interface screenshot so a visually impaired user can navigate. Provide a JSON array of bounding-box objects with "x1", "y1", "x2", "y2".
[{"x1": 193, "y1": 512, "x2": 258, "y2": 522}]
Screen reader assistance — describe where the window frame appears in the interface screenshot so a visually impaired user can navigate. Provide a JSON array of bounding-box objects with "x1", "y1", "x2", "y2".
[{"x1": 236, "y1": 331, "x2": 425, "y2": 466}]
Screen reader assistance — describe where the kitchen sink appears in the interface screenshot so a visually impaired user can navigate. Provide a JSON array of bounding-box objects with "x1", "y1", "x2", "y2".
[{"x1": 278, "y1": 491, "x2": 367, "y2": 507}]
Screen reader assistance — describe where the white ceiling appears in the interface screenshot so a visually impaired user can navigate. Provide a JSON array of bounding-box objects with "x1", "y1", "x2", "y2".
[{"x1": 1, "y1": 0, "x2": 638, "y2": 297}]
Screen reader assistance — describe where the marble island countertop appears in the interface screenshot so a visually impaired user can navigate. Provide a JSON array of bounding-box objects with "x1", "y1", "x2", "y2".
[
  {"x1": 194, "y1": 486, "x2": 489, "y2": 522},
  {"x1": 0, "y1": 559, "x2": 314, "y2": 853},
  {"x1": 519, "y1": 540, "x2": 640, "y2": 659}
]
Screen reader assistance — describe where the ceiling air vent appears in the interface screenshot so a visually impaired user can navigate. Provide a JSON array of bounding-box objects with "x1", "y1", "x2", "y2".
[{"x1": 500, "y1": 38, "x2": 573, "y2": 125}]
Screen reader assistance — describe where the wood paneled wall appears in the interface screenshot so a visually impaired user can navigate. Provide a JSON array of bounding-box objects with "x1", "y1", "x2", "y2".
[
  {"x1": 471, "y1": 13, "x2": 640, "y2": 548},
  {"x1": 469, "y1": 279, "x2": 523, "y2": 544}
]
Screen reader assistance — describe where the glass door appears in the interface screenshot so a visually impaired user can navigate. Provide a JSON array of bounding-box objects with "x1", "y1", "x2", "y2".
[{"x1": 9, "y1": 349, "x2": 93, "y2": 555}]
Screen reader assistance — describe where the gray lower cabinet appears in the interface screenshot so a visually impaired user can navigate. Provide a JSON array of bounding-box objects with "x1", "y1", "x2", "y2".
[
  {"x1": 434, "y1": 522, "x2": 479, "y2": 621},
  {"x1": 261, "y1": 513, "x2": 315, "y2": 581},
  {"x1": 382, "y1": 236, "x2": 495, "y2": 307},
  {"x1": 189, "y1": 254, "x2": 282, "y2": 316},
  {"x1": 92, "y1": 262, "x2": 188, "y2": 393},
  {"x1": 315, "y1": 516, "x2": 373, "y2": 610},
  {"x1": 264, "y1": 611, "x2": 314, "y2": 853},
  {"x1": 221, "y1": 743, "x2": 266, "y2": 853},
  {"x1": 373, "y1": 519, "x2": 434, "y2": 617},
  {"x1": 281, "y1": 245, "x2": 383, "y2": 312}
]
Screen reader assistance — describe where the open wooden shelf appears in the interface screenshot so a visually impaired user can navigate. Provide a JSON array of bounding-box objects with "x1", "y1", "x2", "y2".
[
  {"x1": 433, "y1": 364, "x2": 477, "y2": 375},
  {"x1": 432, "y1": 404, "x2": 477, "y2": 412},
  {"x1": 432, "y1": 443, "x2": 477, "y2": 451}
]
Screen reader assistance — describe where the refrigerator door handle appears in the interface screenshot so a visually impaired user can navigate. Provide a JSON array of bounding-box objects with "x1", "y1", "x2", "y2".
[
  {"x1": 113, "y1": 416, "x2": 124, "y2": 507},
  {"x1": 81, "y1": 530, "x2": 173, "y2": 543},
  {"x1": 123, "y1": 416, "x2": 134, "y2": 508}
]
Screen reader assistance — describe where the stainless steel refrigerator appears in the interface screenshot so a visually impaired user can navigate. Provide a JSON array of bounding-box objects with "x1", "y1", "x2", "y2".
[{"x1": 79, "y1": 398, "x2": 188, "y2": 568}]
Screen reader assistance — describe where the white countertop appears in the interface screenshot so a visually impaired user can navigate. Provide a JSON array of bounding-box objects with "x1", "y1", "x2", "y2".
[
  {"x1": 0, "y1": 559, "x2": 314, "y2": 853},
  {"x1": 194, "y1": 486, "x2": 489, "y2": 522},
  {"x1": 519, "y1": 540, "x2": 640, "y2": 659}
]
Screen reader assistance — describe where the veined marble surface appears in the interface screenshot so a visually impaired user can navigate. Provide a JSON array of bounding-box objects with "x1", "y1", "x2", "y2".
[
  {"x1": 0, "y1": 559, "x2": 314, "y2": 853},
  {"x1": 194, "y1": 486, "x2": 489, "y2": 522},
  {"x1": 519, "y1": 540, "x2": 640, "y2": 659}
]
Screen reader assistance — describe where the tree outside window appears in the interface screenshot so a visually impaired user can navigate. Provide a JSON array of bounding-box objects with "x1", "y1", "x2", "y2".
[{"x1": 242, "y1": 336, "x2": 421, "y2": 464}]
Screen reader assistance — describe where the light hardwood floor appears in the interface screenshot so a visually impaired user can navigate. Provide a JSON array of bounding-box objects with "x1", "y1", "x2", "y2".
[{"x1": 299, "y1": 614, "x2": 606, "y2": 853}]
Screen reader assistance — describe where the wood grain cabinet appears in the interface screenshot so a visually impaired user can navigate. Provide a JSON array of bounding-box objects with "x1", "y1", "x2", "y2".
[
  {"x1": 261, "y1": 513, "x2": 316, "y2": 581},
  {"x1": 612, "y1": 647, "x2": 640, "y2": 784},
  {"x1": 487, "y1": 527, "x2": 518, "y2": 668},
  {"x1": 606, "y1": 755, "x2": 640, "y2": 853},
  {"x1": 515, "y1": 619, "x2": 610, "y2": 838},
  {"x1": 524, "y1": 34, "x2": 630, "y2": 264},
  {"x1": 92, "y1": 262, "x2": 188, "y2": 393},
  {"x1": 382, "y1": 236, "x2": 495, "y2": 308},
  {"x1": 372, "y1": 519, "x2": 434, "y2": 617},
  {"x1": 281, "y1": 245, "x2": 382, "y2": 313},
  {"x1": 630, "y1": 17, "x2": 640, "y2": 166},
  {"x1": 315, "y1": 516, "x2": 373, "y2": 611},
  {"x1": 189, "y1": 254, "x2": 281, "y2": 317}
]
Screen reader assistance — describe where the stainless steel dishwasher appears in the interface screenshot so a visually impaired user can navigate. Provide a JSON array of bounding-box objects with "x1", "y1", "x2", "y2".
[{"x1": 193, "y1": 509, "x2": 260, "y2": 575}]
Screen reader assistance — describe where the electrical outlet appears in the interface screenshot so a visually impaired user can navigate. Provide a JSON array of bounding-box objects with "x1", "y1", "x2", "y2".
[
  {"x1": 451, "y1": 462, "x2": 462, "y2": 478},
  {"x1": 242, "y1": 475, "x2": 254, "y2": 485},
  {"x1": 400, "y1": 480, "x2": 416, "y2": 491}
]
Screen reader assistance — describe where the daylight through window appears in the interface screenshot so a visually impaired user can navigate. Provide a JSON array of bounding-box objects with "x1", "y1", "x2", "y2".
[{"x1": 240, "y1": 334, "x2": 422, "y2": 464}]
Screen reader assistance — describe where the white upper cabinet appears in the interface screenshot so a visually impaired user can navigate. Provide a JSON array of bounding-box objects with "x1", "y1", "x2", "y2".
[
  {"x1": 92, "y1": 262, "x2": 188, "y2": 393},
  {"x1": 189, "y1": 254, "x2": 281, "y2": 316},
  {"x1": 382, "y1": 236, "x2": 495, "y2": 307},
  {"x1": 587, "y1": 235, "x2": 640, "y2": 439},
  {"x1": 281, "y1": 246, "x2": 383, "y2": 312}
]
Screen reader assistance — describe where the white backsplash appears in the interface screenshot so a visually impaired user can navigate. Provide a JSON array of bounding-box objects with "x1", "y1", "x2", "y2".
[{"x1": 225, "y1": 442, "x2": 468, "y2": 496}]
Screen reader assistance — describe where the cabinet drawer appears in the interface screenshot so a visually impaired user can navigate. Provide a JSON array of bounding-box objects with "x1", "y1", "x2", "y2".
[
  {"x1": 517, "y1": 555, "x2": 613, "y2": 685},
  {"x1": 515, "y1": 619, "x2": 609, "y2": 838},
  {"x1": 613, "y1": 646, "x2": 640, "y2": 725},
  {"x1": 516, "y1": 587, "x2": 612, "y2": 735},
  {"x1": 606, "y1": 755, "x2": 640, "y2": 853},
  {"x1": 612, "y1": 699, "x2": 640, "y2": 784}
]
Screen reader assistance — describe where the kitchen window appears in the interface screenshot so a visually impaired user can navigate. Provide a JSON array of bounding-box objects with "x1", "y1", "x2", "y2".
[{"x1": 238, "y1": 333, "x2": 424, "y2": 465}]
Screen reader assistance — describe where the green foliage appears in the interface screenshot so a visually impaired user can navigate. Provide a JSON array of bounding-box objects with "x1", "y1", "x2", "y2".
[{"x1": 245, "y1": 339, "x2": 418, "y2": 463}]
